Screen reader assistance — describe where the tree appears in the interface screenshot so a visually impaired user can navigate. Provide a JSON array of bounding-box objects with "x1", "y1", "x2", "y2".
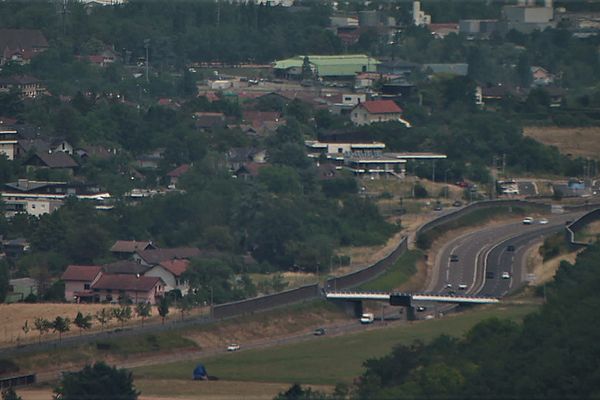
[
  {"x1": 53, "y1": 362, "x2": 139, "y2": 400},
  {"x1": 1, "y1": 387, "x2": 22, "y2": 400},
  {"x1": 95, "y1": 308, "x2": 113, "y2": 331},
  {"x1": 112, "y1": 306, "x2": 132, "y2": 329},
  {"x1": 175, "y1": 295, "x2": 194, "y2": 321},
  {"x1": 51, "y1": 316, "x2": 71, "y2": 341},
  {"x1": 33, "y1": 317, "x2": 52, "y2": 344},
  {"x1": 157, "y1": 297, "x2": 169, "y2": 324},
  {"x1": 73, "y1": 312, "x2": 92, "y2": 335},
  {"x1": 135, "y1": 302, "x2": 152, "y2": 326},
  {"x1": 301, "y1": 56, "x2": 313, "y2": 80}
]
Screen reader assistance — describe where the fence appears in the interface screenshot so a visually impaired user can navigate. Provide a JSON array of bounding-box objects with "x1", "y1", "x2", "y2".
[
  {"x1": 415, "y1": 199, "x2": 551, "y2": 244},
  {"x1": 565, "y1": 208, "x2": 600, "y2": 248},
  {"x1": 0, "y1": 374, "x2": 36, "y2": 389},
  {"x1": 212, "y1": 237, "x2": 409, "y2": 319}
]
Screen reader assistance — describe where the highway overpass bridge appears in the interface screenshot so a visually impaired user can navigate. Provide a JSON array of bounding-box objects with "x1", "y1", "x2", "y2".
[{"x1": 324, "y1": 290, "x2": 499, "y2": 319}]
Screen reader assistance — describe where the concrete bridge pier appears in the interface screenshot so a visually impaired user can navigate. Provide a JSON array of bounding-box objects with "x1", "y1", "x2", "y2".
[{"x1": 332, "y1": 299, "x2": 363, "y2": 318}]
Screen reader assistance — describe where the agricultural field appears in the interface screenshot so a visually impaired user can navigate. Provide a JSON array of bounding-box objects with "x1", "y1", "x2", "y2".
[{"x1": 523, "y1": 126, "x2": 600, "y2": 159}]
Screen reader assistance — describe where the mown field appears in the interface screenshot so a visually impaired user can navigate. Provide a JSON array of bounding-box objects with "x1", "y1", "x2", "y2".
[
  {"x1": 523, "y1": 126, "x2": 600, "y2": 159},
  {"x1": 134, "y1": 303, "x2": 539, "y2": 386}
]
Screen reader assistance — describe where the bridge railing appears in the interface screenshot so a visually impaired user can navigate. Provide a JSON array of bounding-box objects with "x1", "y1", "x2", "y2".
[{"x1": 565, "y1": 207, "x2": 600, "y2": 249}]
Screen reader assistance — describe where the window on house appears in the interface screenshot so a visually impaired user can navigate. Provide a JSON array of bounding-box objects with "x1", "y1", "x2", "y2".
[{"x1": 84, "y1": 284, "x2": 90, "y2": 290}]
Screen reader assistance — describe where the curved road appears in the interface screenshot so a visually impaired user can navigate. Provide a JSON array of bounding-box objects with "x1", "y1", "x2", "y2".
[{"x1": 429, "y1": 213, "x2": 579, "y2": 298}]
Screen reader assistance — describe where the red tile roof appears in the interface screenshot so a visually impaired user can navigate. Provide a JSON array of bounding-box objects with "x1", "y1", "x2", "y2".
[
  {"x1": 158, "y1": 259, "x2": 190, "y2": 277},
  {"x1": 91, "y1": 274, "x2": 163, "y2": 292},
  {"x1": 167, "y1": 164, "x2": 190, "y2": 178},
  {"x1": 359, "y1": 100, "x2": 403, "y2": 114},
  {"x1": 61, "y1": 265, "x2": 103, "y2": 282}
]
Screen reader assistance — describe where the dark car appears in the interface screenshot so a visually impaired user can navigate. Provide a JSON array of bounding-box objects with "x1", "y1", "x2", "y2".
[
  {"x1": 486, "y1": 271, "x2": 495, "y2": 279},
  {"x1": 416, "y1": 306, "x2": 427, "y2": 312},
  {"x1": 450, "y1": 254, "x2": 459, "y2": 262},
  {"x1": 507, "y1": 245, "x2": 515, "y2": 252},
  {"x1": 314, "y1": 328, "x2": 327, "y2": 336},
  {"x1": 452, "y1": 200, "x2": 463, "y2": 207}
]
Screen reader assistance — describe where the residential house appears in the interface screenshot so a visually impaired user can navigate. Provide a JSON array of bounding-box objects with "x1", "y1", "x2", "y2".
[
  {"x1": 145, "y1": 259, "x2": 191, "y2": 294},
  {"x1": 61, "y1": 265, "x2": 103, "y2": 301},
  {"x1": 226, "y1": 147, "x2": 267, "y2": 172},
  {"x1": 241, "y1": 111, "x2": 286, "y2": 135},
  {"x1": 166, "y1": 164, "x2": 190, "y2": 188},
  {"x1": 23, "y1": 150, "x2": 78, "y2": 175},
  {"x1": 531, "y1": 66, "x2": 555, "y2": 86},
  {"x1": 88, "y1": 274, "x2": 165, "y2": 304},
  {"x1": 350, "y1": 100, "x2": 410, "y2": 127},
  {"x1": 0, "y1": 129, "x2": 19, "y2": 160},
  {"x1": 110, "y1": 240, "x2": 156, "y2": 258},
  {"x1": 0, "y1": 29, "x2": 48, "y2": 65},
  {"x1": 102, "y1": 260, "x2": 151, "y2": 275},
  {"x1": 5, "y1": 278, "x2": 37, "y2": 303},
  {"x1": 234, "y1": 162, "x2": 269, "y2": 180},
  {"x1": 19, "y1": 137, "x2": 75, "y2": 157},
  {"x1": 1, "y1": 180, "x2": 110, "y2": 217},
  {"x1": 193, "y1": 112, "x2": 226, "y2": 130},
  {"x1": 0, "y1": 75, "x2": 46, "y2": 98},
  {"x1": 427, "y1": 23, "x2": 459, "y2": 38},
  {"x1": 134, "y1": 247, "x2": 202, "y2": 267},
  {"x1": 135, "y1": 148, "x2": 164, "y2": 170},
  {"x1": 75, "y1": 145, "x2": 115, "y2": 161}
]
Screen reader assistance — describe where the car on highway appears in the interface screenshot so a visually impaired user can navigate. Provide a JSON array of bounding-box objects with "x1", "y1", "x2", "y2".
[
  {"x1": 507, "y1": 245, "x2": 515, "y2": 251},
  {"x1": 450, "y1": 254, "x2": 459, "y2": 262},
  {"x1": 445, "y1": 283, "x2": 453, "y2": 288},
  {"x1": 433, "y1": 203, "x2": 443, "y2": 211},
  {"x1": 539, "y1": 218, "x2": 549, "y2": 225},
  {"x1": 452, "y1": 200, "x2": 463, "y2": 207},
  {"x1": 416, "y1": 306, "x2": 427, "y2": 312},
  {"x1": 486, "y1": 271, "x2": 495, "y2": 279},
  {"x1": 227, "y1": 343, "x2": 240, "y2": 351},
  {"x1": 502, "y1": 271, "x2": 511, "y2": 279},
  {"x1": 522, "y1": 217, "x2": 534, "y2": 225},
  {"x1": 313, "y1": 328, "x2": 327, "y2": 336},
  {"x1": 458, "y1": 284, "x2": 468, "y2": 290}
]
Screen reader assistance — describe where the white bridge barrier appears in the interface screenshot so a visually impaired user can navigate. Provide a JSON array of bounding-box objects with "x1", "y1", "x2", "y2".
[{"x1": 325, "y1": 290, "x2": 499, "y2": 304}]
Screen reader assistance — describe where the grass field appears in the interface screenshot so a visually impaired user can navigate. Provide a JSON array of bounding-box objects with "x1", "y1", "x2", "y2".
[
  {"x1": 358, "y1": 250, "x2": 422, "y2": 292},
  {"x1": 523, "y1": 126, "x2": 600, "y2": 159},
  {"x1": 134, "y1": 303, "x2": 539, "y2": 386}
]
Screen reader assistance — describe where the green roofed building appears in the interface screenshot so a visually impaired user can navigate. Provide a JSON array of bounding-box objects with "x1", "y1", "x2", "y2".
[{"x1": 273, "y1": 55, "x2": 380, "y2": 79}]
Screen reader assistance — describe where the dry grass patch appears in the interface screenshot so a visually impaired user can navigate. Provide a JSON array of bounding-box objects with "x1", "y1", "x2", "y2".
[{"x1": 523, "y1": 126, "x2": 600, "y2": 159}]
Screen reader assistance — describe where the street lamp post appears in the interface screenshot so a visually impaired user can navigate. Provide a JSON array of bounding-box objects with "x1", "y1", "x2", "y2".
[{"x1": 144, "y1": 39, "x2": 150, "y2": 83}]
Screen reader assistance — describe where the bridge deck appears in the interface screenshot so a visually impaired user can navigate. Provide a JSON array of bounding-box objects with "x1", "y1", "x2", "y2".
[{"x1": 325, "y1": 291, "x2": 499, "y2": 304}]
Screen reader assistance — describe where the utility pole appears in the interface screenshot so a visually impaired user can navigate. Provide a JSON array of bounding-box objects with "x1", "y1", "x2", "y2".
[
  {"x1": 144, "y1": 39, "x2": 150, "y2": 83},
  {"x1": 502, "y1": 153, "x2": 506, "y2": 177},
  {"x1": 431, "y1": 160, "x2": 436, "y2": 183}
]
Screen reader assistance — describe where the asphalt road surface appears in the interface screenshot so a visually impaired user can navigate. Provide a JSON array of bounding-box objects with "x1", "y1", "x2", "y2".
[{"x1": 431, "y1": 213, "x2": 580, "y2": 298}]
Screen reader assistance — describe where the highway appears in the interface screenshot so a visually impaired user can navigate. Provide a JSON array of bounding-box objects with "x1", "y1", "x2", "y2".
[{"x1": 430, "y1": 213, "x2": 579, "y2": 298}]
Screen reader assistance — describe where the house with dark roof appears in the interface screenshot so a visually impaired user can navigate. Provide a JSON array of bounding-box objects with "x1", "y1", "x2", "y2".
[
  {"x1": 234, "y1": 162, "x2": 270, "y2": 180},
  {"x1": 61, "y1": 265, "x2": 103, "y2": 301},
  {"x1": 226, "y1": 147, "x2": 267, "y2": 172},
  {"x1": 89, "y1": 274, "x2": 165, "y2": 304},
  {"x1": 134, "y1": 247, "x2": 202, "y2": 266},
  {"x1": 110, "y1": 240, "x2": 156, "y2": 258},
  {"x1": 24, "y1": 151, "x2": 78, "y2": 174},
  {"x1": 0, "y1": 29, "x2": 48, "y2": 66},
  {"x1": 145, "y1": 259, "x2": 191, "y2": 294},
  {"x1": 193, "y1": 112, "x2": 226, "y2": 130},
  {"x1": 102, "y1": 260, "x2": 151, "y2": 275},
  {"x1": 350, "y1": 100, "x2": 410, "y2": 127}
]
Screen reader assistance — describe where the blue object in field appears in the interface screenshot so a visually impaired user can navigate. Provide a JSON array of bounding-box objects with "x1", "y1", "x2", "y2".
[{"x1": 193, "y1": 364, "x2": 208, "y2": 380}]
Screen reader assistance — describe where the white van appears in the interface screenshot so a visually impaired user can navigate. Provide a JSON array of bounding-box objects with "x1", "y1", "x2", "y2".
[{"x1": 360, "y1": 313, "x2": 374, "y2": 324}]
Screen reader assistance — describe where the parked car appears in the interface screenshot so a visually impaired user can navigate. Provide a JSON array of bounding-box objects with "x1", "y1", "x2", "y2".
[
  {"x1": 313, "y1": 328, "x2": 327, "y2": 336},
  {"x1": 522, "y1": 217, "x2": 534, "y2": 225},
  {"x1": 227, "y1": 343, "x2": 240, "y2": 352},
  {"x1": 452, "y1": 200, "x2": 463, "y2": 207}
]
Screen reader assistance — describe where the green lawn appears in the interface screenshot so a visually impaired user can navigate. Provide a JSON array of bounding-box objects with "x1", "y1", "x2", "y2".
[
  {"x1": 358, "y1": 250, "x2": 422, "y2": 291},
  {"x1": 134, "y1": 303, "x2": 538, "y2": 385}
]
